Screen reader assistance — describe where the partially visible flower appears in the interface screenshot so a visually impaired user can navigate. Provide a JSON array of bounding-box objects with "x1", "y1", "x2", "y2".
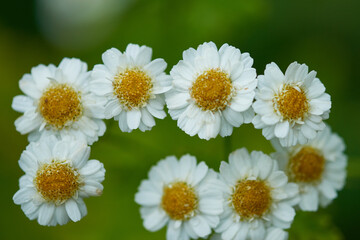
[
  {"x1": 90, "y1": 44, "x2": 172, "y2": 132},
  {"x1": 252, "y1": 62, "x2": 331, "y2": 147},
  {"x1": 166, "y1": 42, "x2": 257, "y2": 140},
  {"x1": 12, "y1": 58, "x2": 106, "y2": 145},
  {"x1": 135, "y1": 155, "x2": 223, "y2": 240},
  {"x1": 211, "y1": 227, "x2": 289, "y2": 240},
  {"x1": 216, "y1": 148, "x2": 299, "y2": 240},
  {"x1": 13, "y1": 136, "x2": 105, "y2": 226},
  {"x1": 271, "y1": 125, "x2": 347, "y2": 211}
]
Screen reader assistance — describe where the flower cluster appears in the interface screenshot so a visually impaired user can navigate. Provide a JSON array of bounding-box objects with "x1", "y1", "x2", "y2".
[{"x1": 12, "y1": 42, "x2": 346, "y2": 239}]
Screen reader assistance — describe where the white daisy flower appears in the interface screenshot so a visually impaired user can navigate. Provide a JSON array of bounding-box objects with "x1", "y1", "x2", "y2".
[
  {"x1": 135, "y1": 155, "x2": 224, "y2": 240},
  {"x1": 252, "y1": 62, "x2": 331, "y2": 147},
  {"x1": 211, "y1": 227, "x2": 289, "y2": 240},
  {"x1": 12, "y1": 58, "x2": 106, "y2": 145},
  {"x1": 166, "y1": 42, "x2": 257, "y2": 140},
  {"x1": 90, "y1": 44, "x2": 172, "y2": 132},
  {"x1": 13, "y1": 136, "x2": 105, "y2": 226},
  {"x1": 216, "y1": 148, "x2": 299, "y2": 240},
  {"x1": 271, "y1": 125, "x2": 347, "y2": 211}
]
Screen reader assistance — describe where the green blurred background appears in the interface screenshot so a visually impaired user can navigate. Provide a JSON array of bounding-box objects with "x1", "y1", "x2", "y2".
[{"x1": 1, "y1": 0, "x2": 359, "y2": 239}]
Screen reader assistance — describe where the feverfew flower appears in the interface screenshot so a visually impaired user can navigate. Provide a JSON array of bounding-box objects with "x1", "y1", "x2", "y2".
[
  {"x1": 135, "y1": 155, "x2": 223, "y2": 240},
  {"x1": 12, "y1": 58, "x2": 106, "y2": 145},
  {"x1": 252, "y1": 62, "x2": 331, "y2": 147},
  {"x1": 166, "y1": 42, "x2": 257, "y2": 140},
  {"x1": 90, "y1": 44, "x2": 172, "y2": 132},
  {"x1": 216, "y1": 148, "x2": 299, "y2": 240},
  {"x1": 271, "y1": 125, "x2": 347, "y2": 211},
  {"x1": 13, "y1": 136, "x2": 105, "y2": 226},
  {"x1": 211, "y1": 228, "x2": 289, "y2": 240}
]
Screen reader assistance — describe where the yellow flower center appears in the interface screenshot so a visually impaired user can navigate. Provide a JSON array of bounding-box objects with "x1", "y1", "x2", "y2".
[
  {"x1": 113, "y1": 68, "x2": 153, "y2": 110},
  {"x1": 274, "y1": 85, "x2": 309, "y2": 121},
  {"x1": 161, "y1": 182, "x2": 198, "y2": 220},
  {"x1": 288, "y1": 146, "x2": 325, "y2": 183},
  {"x1": 34, "y1": 160, "x2": 81, "y2": 204},
  {"x1": 39, "y1": 84, "x2": 82, "y2": 129},
  {"x1": 190, "y1": 68, "x2": 233, "y2": 111},
  {"x1": 232, "y1": 180, "x2": 271, "y2": 219}
]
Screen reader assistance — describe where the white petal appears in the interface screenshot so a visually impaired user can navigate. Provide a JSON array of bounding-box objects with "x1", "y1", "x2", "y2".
[
  {"x1": 301, "y1": 124, "x2": 317, "y2": 139},
  {"x1": 274, "y1": 121, "x2": 290, "y2": 138},
  {"x1": 215, "y1": 214, "x2": 234, "y2": 233},
  {"x1": 261, "y1": 114, "x2": 281, "y2": 125},
  {"x1": 199, "y1": 198, "x2": 223, "y2": 215},
  {"x1": 234, "y1": 223, "x2": 249, "y2": 240},
  {"x1": 19, "y1": 74, "x2": 42, "y2": 98},
  {"x1": 219, "y1": 118, "x2": 234, "y2": 137},
  {"x1": 31, "y1": 64, "x2": 53, "y2": 90},
  {"x1": 21, "y1": 201, "x2": 39, "y2": 216},
  {"x1": 249, "y1": 221, "x2": 266, "y2": 240},
  {"x1": 309, "y1": 94, "x2": 331, "y2": 114},
  {"x1": 91, "y1": 64, "x2": 113, "y2": 80},
  {"x1": 141, "y1": 108, "x2": 156, "y2": 128},
  {"x1": 143, "y1": 209, "x2": 168, "y2": 231},
  {"x1": 166, "y1": 220, "x2": 182, "y2": 240},
  {"x1": 272, "y1": 203, "x2": 295, "y2": 222},
  {"x1": 76, "y1": 198, "x2": 88, "y2": 217},
  {"x1": 102, "y1": 48, "x2": 121, "y2": 73},
  {"x1": 14, "y1": 112, "x2": 42, "y2": 134},
  {"x1": 223, "y1": 107, "x2": 244, "y2": 127},
  {"x1": 299, "y1": 187, "x2": 319, "y2": 211},
  {"x1": 118, "y1": 111, "x2": 131, "y2": 132},
  {"x1": 192, "y1": 162, "x2": 209, "y2": 185},
  {"x1": 52, "y1": 141, "x2": 69, "y2": 160},
  {"x1": 265, "y1": 228, "x2": 288, "y2": 240},
  {"x1": 65, "y1": 199, "x2": 82, "y2": 222},
  {"x1": 79, "y1": 160, "x2": 104, "y2": 176},
  {"x1": 147, "y1": 104, "x2": 166, "y2": 119},
  {"x1": 263, "y1": 62, "x2": 284, "y2": 90},
  {"x1": 19, "y1": 150, "x2": 38, "y2": 174},
  {"x1": 222, "y1": 223, "x2": 240, "y2": 240},
  {"x1": 178, "y1": 155, "x2": 196, "y2": 181},
  {"x1": 127, "y1": 109, "x2": 141, "y2": 129},
  {"x1": 90, "y1": 79, "x2": 114, "y2": 95},
  {"x1": 189, "y1": 215, "x2": 212, "y2": 238},
  {"x1": 318, "y1": 180, "x2": 337, "y2": 199},
  {"x1": 135, "y1": 191, "x2": 161, "y2": 206},
  {"x1": 257, "y1": 156, "x2": 274, "y2": 180},
  {"x1": 144, "y1": 59, "x2": 167, "y2": 76},
  {"x1": 306, "y1": 78, "x2": 325, "y2": 98},
  {"x1": 69, "y1": 144, "x2": 90, "y2": 169},
  {"x1": 59, "y1": 58, "x2": 88, "y2": 84},
  {"x1": 166, "y1": 92, "x2": 190, "y2": 109},
  {"x1": 38, "y1": 203, "x2": 55, "y2": 226},
  {"x1": 134, "y1": 46, "x2": 152, "y2": 66},
  {"x1": 54, "y1": 205, "x2": 70, "y2": 226},
  {"x1": 12, "y1": 95, "x2": 34, "y2": 113},
  {"x1": 268, "y1": 171, "x2": 288, "y2": 188},
  {"x1": 229, "y1": 95, "x2": 253, "y2": 112},
  {"x1": 13, "y1": 188, "x2": 34, "y2": 205}
]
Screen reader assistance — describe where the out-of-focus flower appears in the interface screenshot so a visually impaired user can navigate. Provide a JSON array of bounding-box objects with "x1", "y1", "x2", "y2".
[
  {"x1": 36, "y1": 0, "x2": 131, "y2": 50},
  {"x1": 271, "y1": 125, "x2": 347, "y2": 211}
]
